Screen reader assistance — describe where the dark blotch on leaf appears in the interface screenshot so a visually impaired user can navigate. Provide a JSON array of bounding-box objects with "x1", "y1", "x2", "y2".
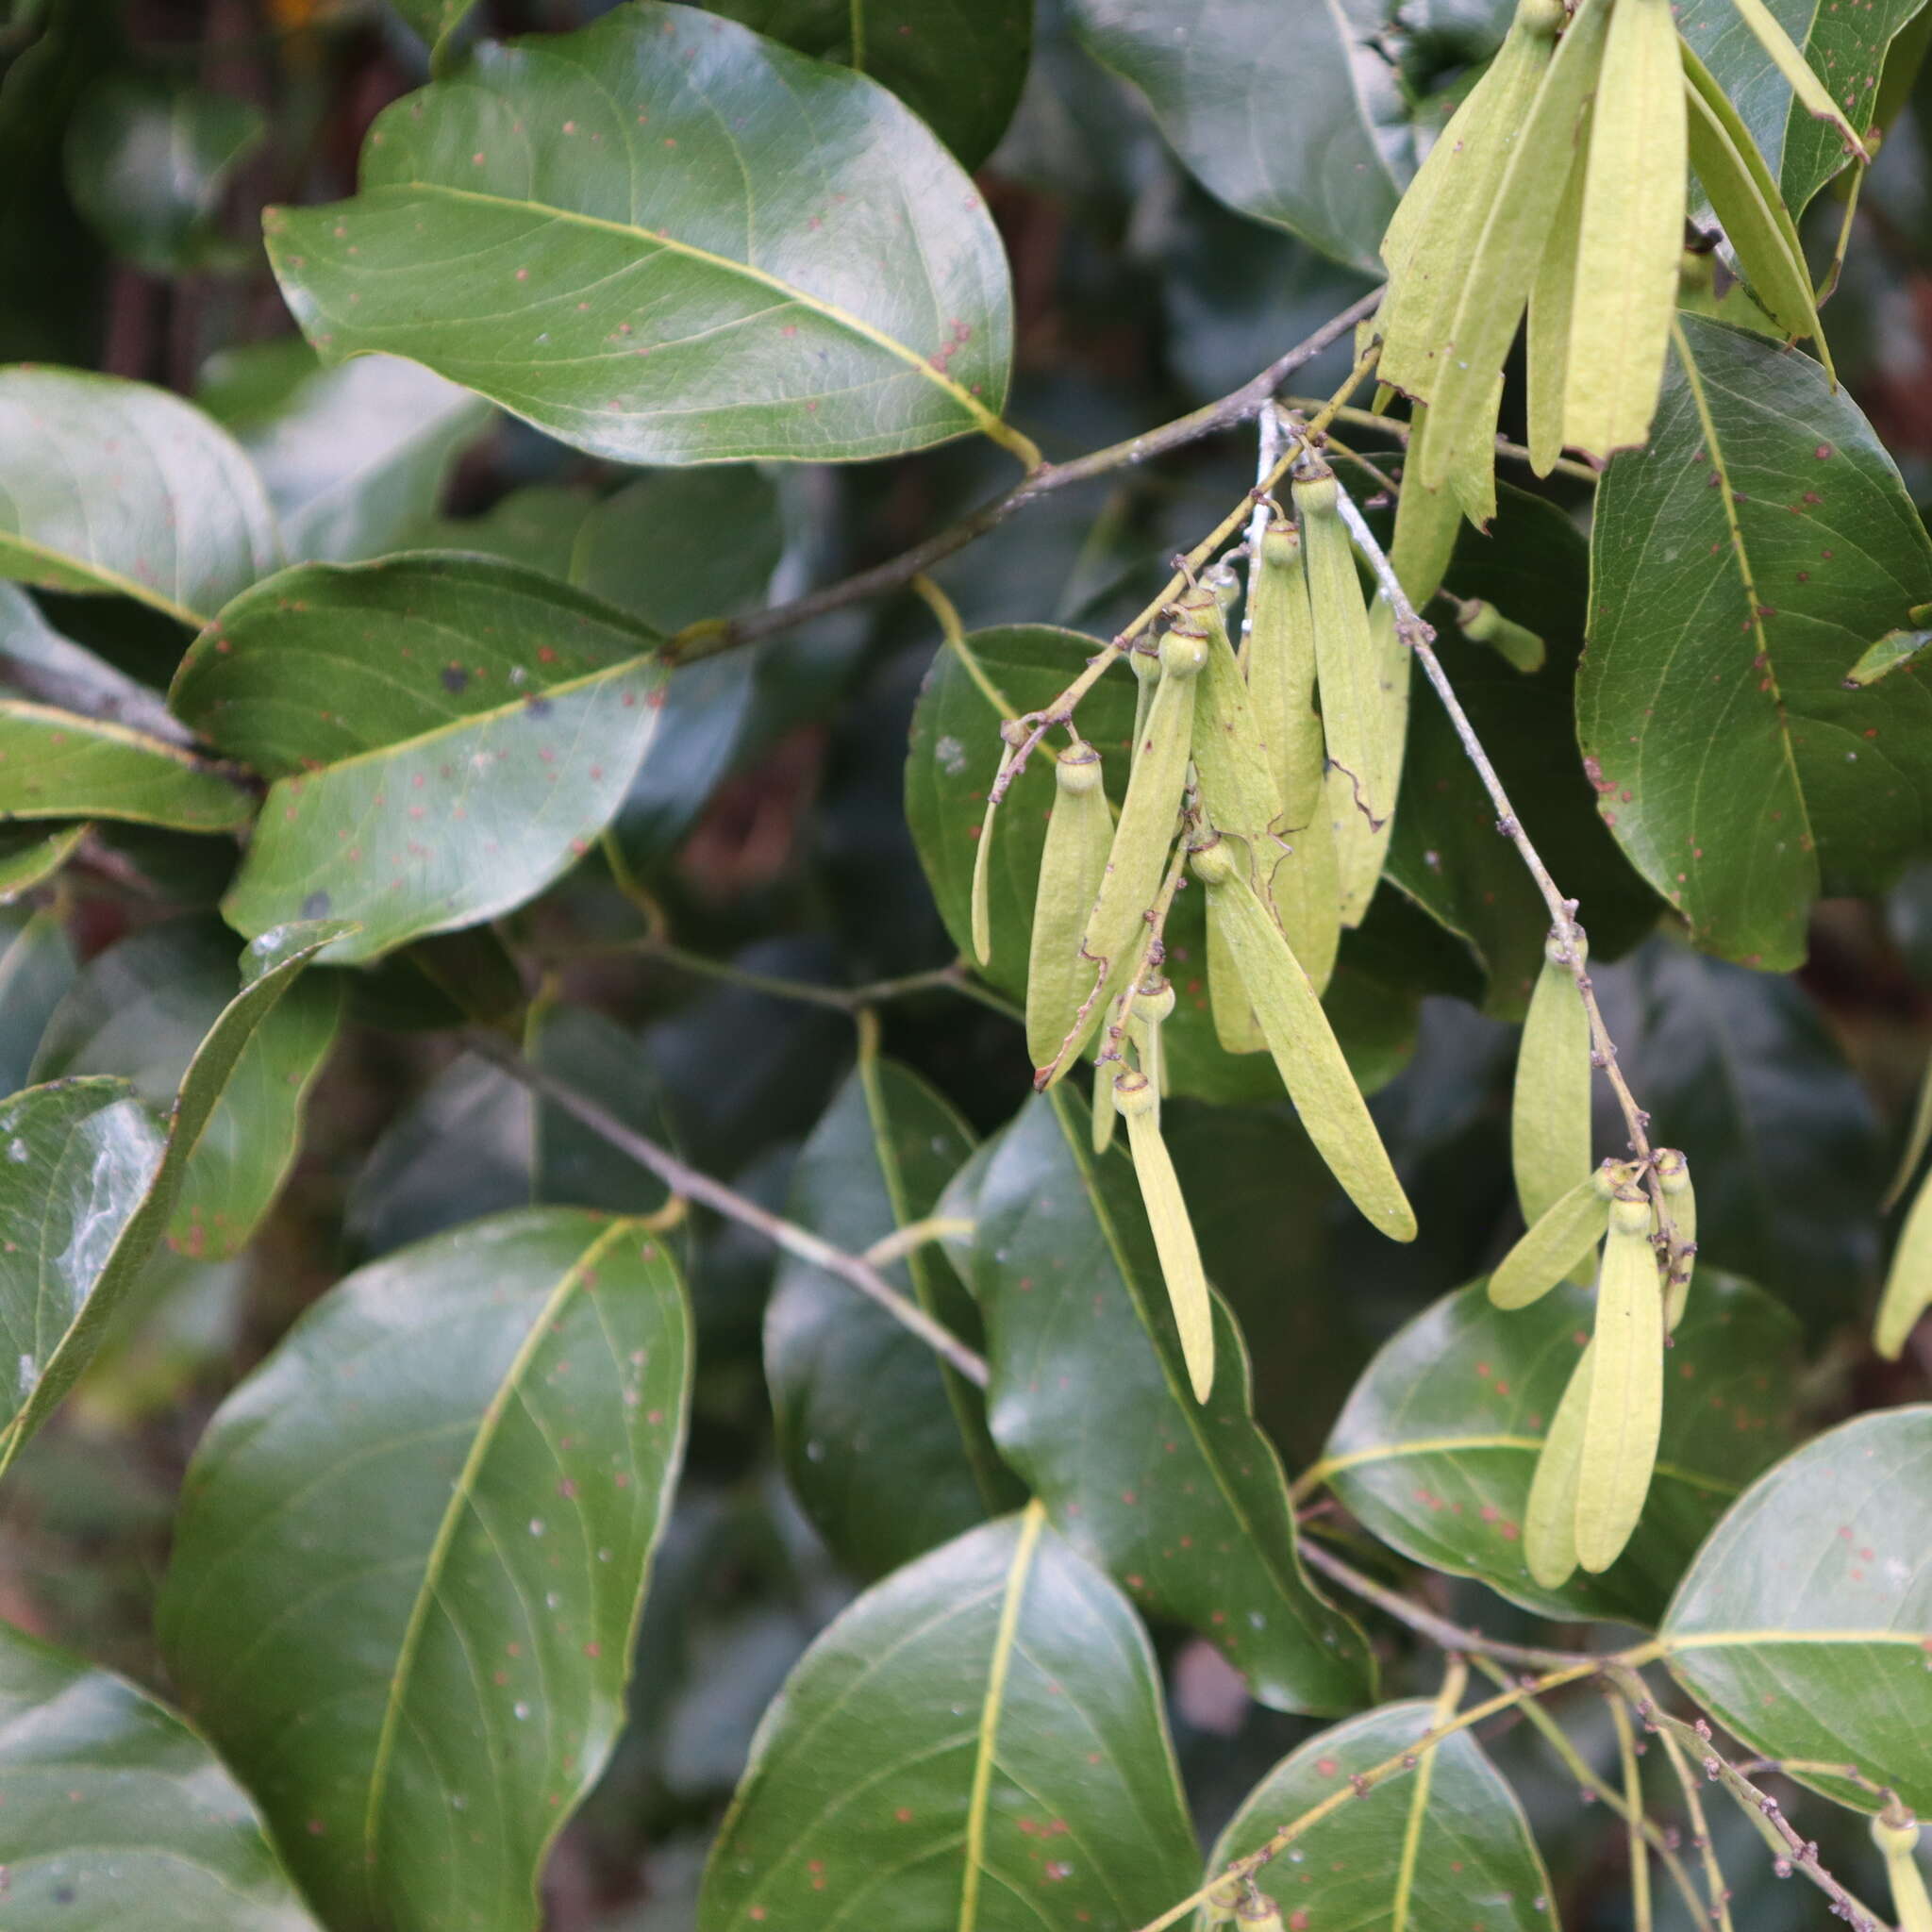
[
  {"x1": 525, "y1": 695, "x2": 554, "y2": 720},
  {"x1": 302, "y1": 891, "x2": 331, "y2": 919},
  {"x1": 441, "y1": 665, "x2": 470, "y2": 693}
]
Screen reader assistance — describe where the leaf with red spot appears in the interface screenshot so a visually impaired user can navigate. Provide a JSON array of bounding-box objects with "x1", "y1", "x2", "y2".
[
  {"x1": 158, "y1": 1208, "x2": 692, "y2": 1932},
  {"x1": 697, "y1": 1508, "x2": 1199, "y2": 1932},
  {"x1": 1581, "y1": 315, "x2": 1932, "y2": 968},
  {"x1": 171, "y1": 554, "x2": 667, "y2": 963},
  {"x1": 1319, "y1": 1271, "x2": 1803, "y2": 1626}
]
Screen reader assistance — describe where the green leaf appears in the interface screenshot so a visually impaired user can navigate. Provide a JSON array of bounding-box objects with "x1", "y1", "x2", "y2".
[
  {"x1": 0, "y1": 699, "x2": 253, "y2": 830},
  {"x1": 1387, "y1": 487, "x2": 1660, "y2": 1016},
  {"x1": 530, "y1": 1004, "x2": 676, "y2": 1218},
  {"x1": 1065, "y1": 0, "x2": 1404, "y2": 273},
  {"x1": 0, "y1": 1621, "x2": 321, "y2": 1930},
  {"x1": 1208, "y1": 1700, "x2": 1557, "y2": 1932},
  {"x1": 0, "y1": 904, "x2": 73, "y2": 1092},
  {"x1": 0, "y1": 367, "x2": 277, "y2": 626},
  {"x1": 1318, "y1": 1272, "x2": 1803, "y2": 1625},
  {"x1": 158, "y1": 1208, "x2": 692, "y2": 1932},
  {"x1": 1580, "y1": 314, "x2": 1932, "y2": 968},
  {"x1": 171, "y1": 555, "x2": 666, "y2": 961},
  {"x1": 1676, "y1": 0, "x2": 1922, "y2": 216},
  {"x1": 33, "y1": 918, "x2": 341, "y2": 1262},
  {"x1": 767, "y1": 1058, "x2": 1018, "y2": 1578},
  {"x1": 966, "y1": 1091, "x2": 1374, "y2": 1715},
  {"x1": 705, "y1": 0, "x2": 1033, "y2": 168},
  {"x1": 63, "y1": 74, "x2": 264, "y2": 275},
  {"x1": 266, "y1": 3, "x2": 1016, "y2": 464},
  {"x1": 1591, "y1": 939, "x2": 1883, "y2": 1323},
  {"x1": 1661, "y1": 1405, "x2": 1932, "y2": 1814},
  {"x1": 198, "y1": 340, "x2": 492, "y2": 566},
  {"x1": 696, "y1": 1507, "x2": 1199, "y2": 1932},
  {"x1": 390, "y1": 0, "x2": 475, "y2": 60},
  {"x1": 0, "y1": 823, "x2": 87, "y2": 904},
  {"x1": 0, "y1": 919, "x2": 341, "y2": 1473}
]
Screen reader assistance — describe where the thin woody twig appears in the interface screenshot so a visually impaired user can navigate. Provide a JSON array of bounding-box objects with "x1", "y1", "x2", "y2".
[{"x1": 466, "y1": 1030, "x2": 991, "y2": 1389}]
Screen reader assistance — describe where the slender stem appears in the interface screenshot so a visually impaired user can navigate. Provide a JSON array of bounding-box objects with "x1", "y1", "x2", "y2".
[
  {"x1": 861, "y1": 1215, "x2": 974, "y2": 1270},
  {"x1": 467, "y1": 1031, "x2": 991, "y2": 1389},
  {"x1": 1610, "y1": 1696, "x2": 1655, "y2": 1932},
  {"x1": 1291, "y1": 399, "x2": 1600, "y2": 484},
  {"x1": 1654, "y1": 1717, "x2": 1738, "y2": 1932},
  {"x1": 674, "y1": 291, "x2": 1384, "y2": 664},
  {"x1": 1297, "y1": 1539, "x2": 1591, "y2": 1672}
]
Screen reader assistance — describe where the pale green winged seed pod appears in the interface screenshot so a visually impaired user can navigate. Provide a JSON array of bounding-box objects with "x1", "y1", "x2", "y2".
[
  {"x1": 1881, "y1": 1050, "x2": 1932, "y2": 1214},
  {"x1": 1205, "y1": 859, "x2": 1268, "y2": 1054},
  {"x1": 1457, "y1": 598, "x2": 1545, "y2": 675},
  {"x1": 1655, "y1": 1148, "x2": 1697, "y2": 1332},
  {"x1": 1024, "y1": 743, "x2": 1114, "y2": 1071},
  {"x1": 1191, "y1": 834, "x2": 1417, "y2": 1241},
  {"x1": 1091, "y1": 1044, "x2": 1121, "y2": 1156},
  {"x1": 1041, "y1": 630, "x2": 1204, "y2": 1088},
  {"x1": 1487, "y1": 1160, "x2": 1626, "y2": 1309},
  {"x1": 1872, "y1": 1814, "x2": 1932, "y2": 1932},
  {"x1": 1874, "y1": 1160, "x2": 1932, "y2": 1361},
  {"x1": 1525, "y1": 108, "x2": 1588, "y2": 478},
  {"x1": 1575, "y1": 1191, "x2": 1663, "y2": 1574},
  {"x1": 1129, "y1": 973, "x2": 1176, "y2": 1114},
  {"x1": 1129, "y1": 639, "x2": 1161, "y2": 750},
  {"x1": 1524, "y1": 1339, "x2": 1593, "y2": 1589},
  {"x1": 1186, "y1": 584, "x2": 1279, "y2": 844},
  {"x1": 1116, "y1": 1068, "x2": 1215, "y2": 1403},
  {"x1": 1512, "y1": 927, "x2": 1594, "y2": 1285},
  {"x1": 1560, "y1": 0, "x2": 1686, "y2": 464},
  {"x1": 1265, "y1": 816, "x2": 1341, "y2": 997}
]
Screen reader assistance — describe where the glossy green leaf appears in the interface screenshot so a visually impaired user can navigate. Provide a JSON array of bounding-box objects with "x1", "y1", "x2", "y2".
[
  {"x1": 1208, "y1": 1700, "x2": 1557, "y2": 1932},
  {"x1": 0, "y1": 907, "x2": 71, "y2": 1091},
  {"x1": 0, "y1": 823, "x2": 87, "y2": 904},
  {"x1": 1389, "y1": 487, "x2": 1660, "y2": 1015},
  {"x1": 1590, "y1": 940, "x2": 1883, "y2": 1322},
  {"x1": 706, "y1": 0, "x2": 1033, "y2": 167},
  {"x1": 0, "y1": 367, "x2": 277, "y2": 626},
  {"x1": 1676, "y1": 0, "x2": 1921, "y2": 216},
  {"x1": 171, "y1": 555, "x2": 665, "y2": 961},
  {"x1": 966, "y1": 1091, "x2": 1374, "y2": 1715},
  {"x1": 0, "y1": 699, "x2": 252, "y2": 830},
  {"x1": 1662, "y1": 1406, "x2": 1932, "y2": 1814},
  {"x1": 1065, "y1": 0, "x2": 1403, "y2": 273},
  {"x1": 0, "y1": 1621, "x2": 321, "y2": 1930},
  {"x1": 1318, "y1": 1272, "x2": 1803, "y2": 1625},
  {"x1": 530, "y1": 1004, "x2": 675, "y2": 1218},
  {"x1": 63, "y1": 75, "x2": 263, "y2": 275},
  {"x1": 0, "y1": 920, "x2": 341, "y2": 1474},
  {"x1": 1581, "y1": 314, "x2": 1932, "y2": 968},
  {"x1": 198, "y1": 340, "x2": 491, "y2": 566},
  {"x1": 158, "y1": 1208, "x2": 692, "y2": 1932},
  {"x1": 266, "y1": 4, "x2": 1015, "y2": 465},
  {"x1": 697, "y1": 1508, "x2": 1198, "y2": 1931},
  {"x1": 32, "y1": 916, "x2": 342, "y2": 1261},
  {"x1": 767, "y1": 1058, "x2": 1018, "y2": 1578}
]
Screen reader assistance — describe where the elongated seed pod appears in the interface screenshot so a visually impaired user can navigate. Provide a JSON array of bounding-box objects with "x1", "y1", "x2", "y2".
[
  {"x1": 1187, "y1": 586, "x2": 1279, "y2": 843},
  {"x1": 1488, "y1": 1161, "x2": 1624, "y2": 1309},
  {"x1": 1875, "y1": 1161, "x2": 1932, "y2": 1360},
  {"x1": 1129, "y1": 974, "x2": 1175, "y2": 1115},
  {"x1": 970, "y1": 740, "x2": 1017, "y2": 966},
  {"x1": 1872, "y1": 1814, "x2": 1932, "y2": 1932},
  {"x1": 1422, "y1": 0, "x2": 1612, "y2": 493},
  {"x1": 1025, "y1": 743, "x2": 1114, "y2": 1070},
  {"x1": 1575, "y1": 1192, "x2": 1664, "y2": 1574},
  {"x1": 1116, "y1": 1069, "x2": 1215, "y2": 1403},
  {"x1": 1512, "y1": 928, "x2": 1594, "y2": 1284},
  {"x1": 1043, "y1": 630, "x2": 1204, "y2": 1086},
  {"x1": 1655, "y1": 1148, "x2": 1698, "y2": 1332},
  {"x1": 1129, "y1": 640, "x2": 1161, "y2": 751},
  {"x1": 1206, "y1": 856, "x2": 1269, "y2": 1054},
  {"x1": 1524, "y1": 1340, "x2": 1593, "y2": 1589},
  {"x1": 1298, "y1": 468, "x2": 1401, "y2": 927},
  {"x1": 1882, "y1": 1052, "x2": 1932, "y2": 1213},
  {"x1": 1092, "y1": 1044, "x2": 1120, "y2": 1155},
  {"x1": 1377, "y1": 0, "x2": 1568, "y2": 399},
  {"x1": 1561, "y1": 0, "x2": 1687, "y2": 462},
  {"x1": 1457, "y1": 599, "x2": 1545, "y2": 674},
  {"x1": 1192, "y1": 835, "x2": 1416, "y2": 1241},
  {"x1": 1524, "y1": 108, "x2": 1588, "y2": 478},
  {"x1": 1391, "y1": 406, "x2": 1467, "y2": 608},
  {"x1": 1683, "y1": 53, "x2": 1830, "y2": 367},
  {"x1": 1266, "y1": 812, "x2": 1341, "y2": 997},
  {"x1": 1246, "y1": 519, "x2": 1324, "y2": 828}
]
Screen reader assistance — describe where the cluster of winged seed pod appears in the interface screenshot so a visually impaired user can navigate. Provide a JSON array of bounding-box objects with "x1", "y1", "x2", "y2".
[
  {"x1": 1487, "y1": 920, "x2": 1699, "y2": 1581},
  {"x1": 991, "y1": 476, "x2": 1427, "y2": 1405},
  {"x1": 1375, "y1": 0, "x2": 1856, "y2": 520}
]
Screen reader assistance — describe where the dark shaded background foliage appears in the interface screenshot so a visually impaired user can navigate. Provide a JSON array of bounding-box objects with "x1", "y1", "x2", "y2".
[{"x1": 3, "y1": 0, "x2": 1930, "y2": 1925}]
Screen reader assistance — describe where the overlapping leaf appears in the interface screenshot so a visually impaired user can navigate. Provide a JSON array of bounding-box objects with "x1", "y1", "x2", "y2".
[
  {"x1": 171, "y1": 554, "x2": 666, "y2": 960},
  {"x1": 1319, "y1": 1272, "x2": 1802, "y2": 1624},
  {"x1": 1661, "y1": 1405, "x2": 1932, "y2": 1814},
  {"x1": 158, "y1": 1208, "x2": 692, "y2": 1932},
  {"x1": 1065, "y1": 0, "x2": 1404, "y2": 273},
  {"x1": 0, "y1": 700, "x2": 252, "y2": 830},
  {"x1": 0, "y1": 824, "x2": 87, "y2": 904},
  {"x1": 1208, "y1": 1700, "x2": 1557, "y2": 1932},
  {"x1": 0, "y1": 1622, "x2": 320, "y2": 1930},
  {"x1": 0, "y1": 907, "x2": 73, "y2": 1092},
  {"x1": 697, "y1": 1509, "x2": 1198, "y2": 1932},
  {"x1": 964, "y1": 1092, "x2": 1374, "y2": 1715},
  {"x1": 767, "y1": 1058, "x2": 1018, "y2": 1578},
  {"x1": 0, "y1": 920, "x2": 341, "y2": 1474},
  {"x1": 266, "y1": 4, "x2": 1015, "y2": 464},
  {"x1": 0, "y1": 367, "x2": 277, "y2": 625},
  {"x1": 1581, "y1": 315, "x2": 1932, "y2": 968}
]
